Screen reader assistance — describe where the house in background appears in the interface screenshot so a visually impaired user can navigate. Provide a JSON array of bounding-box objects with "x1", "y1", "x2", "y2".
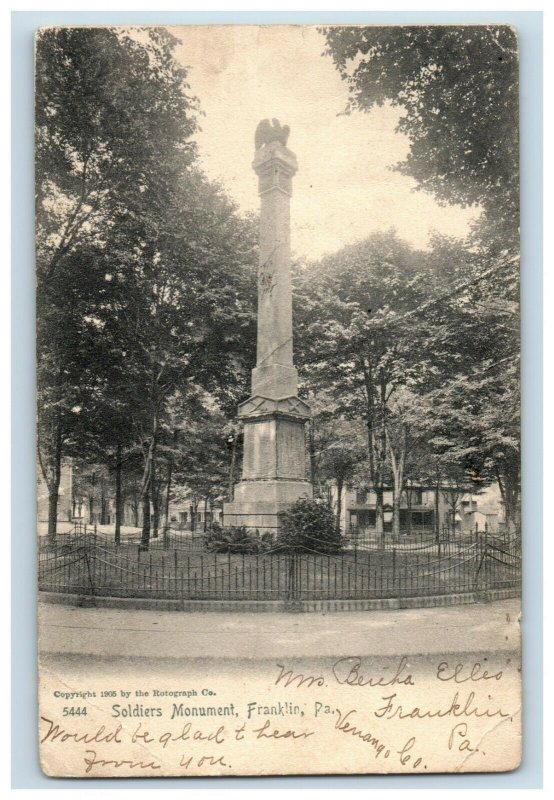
[
  {"x1": 166, "y1": 499, "x2": 223, "y2": 531},
  {"x1": 456, "y1": 483, "x2": 504, "y2": 533},
  {"x1": 37, "y1": 458, "x2": 224, "y2": 532},
  {"x1": 331, "y1": 484, "x2": 445, "y2": 535},
  {"x1": 330, "y1": 481, "x2": 501, "y2": 536},
  {"x1": 38, "y1": 460, "x2": 504, "y2": 537}
]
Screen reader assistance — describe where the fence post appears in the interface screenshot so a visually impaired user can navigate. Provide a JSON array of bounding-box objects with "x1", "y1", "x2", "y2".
[
  {"x1": 392, "y1": 548, "x2": 397, "y2": 598},
  {"x1": 287, "y1": 550, "x2": 299, "y2": 605},
  {"x1": 474, "y1": 530, "x2": 482, "y2": 592},
  {"x1": 84, "y1": 549, "x2": 95, "y2": 598}
]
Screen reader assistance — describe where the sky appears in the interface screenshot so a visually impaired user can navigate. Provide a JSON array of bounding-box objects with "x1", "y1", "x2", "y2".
[{"x1": 171, "y1": 25, "x2": 479, "y2": 261}]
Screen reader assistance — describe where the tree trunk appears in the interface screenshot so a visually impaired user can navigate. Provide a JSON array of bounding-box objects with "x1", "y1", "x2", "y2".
[
  {"x1": 100, "y1": 474, "x2": 107, "y2": 526},
  {"x1": 434, "y1": 471, "x2": 441, "y2": 541},
  {"x1": 132, "y1": 489, "x2": 139, "y2": 528},
  {"x1": 392, "y1": 491, "x2": 401, "y2": 538},
  {"x1": 504, "y1": 471, "x2": 520, "y2": 535},
  {"x1": 88, "y1": 471, "x2": 96, "y2": 524},
  {"x1": 407, "y1": 481, "x2": 413, "y2": 535},
  {"x1": 140, "y1": 418, "x2": 157, "y2": 546},
  {"x1": 448, "y1": 496, "x2": 460, "y2": 534},
  {"x1": 386, "y1": 422, "x2": 408, "y2": 540},
  {"x1": 375, "y1": 487, "x2": 384, "y2": 534},
  {"x1": 47, "y1": 488, "x2": 60, "y2": 547},
  {"x1": 164, "y1": 460, "x2": 172, "y2": 528},
  {"x1": 497, "y1": 456, "x2": 520, "y2": 536},
  {"x1": 39, "y1": 410, "x2": 64, "y2": 545},
  {"x1": 335, "y1": 478, "x2": 343, "y2": 534},
  {"x1": 392, "y1": 457, "x2": 404, "y2": 537},
  {"x1": 140, "y1": 489, "x2": 151, "y2": 550},
  {"x1": 151, "y1": 455, "x2": 159, "y2": 539},
  {"x1": 496, "y1": 467, "x2": 506, "y2": 517},
  {"x1": 71, "y1": 465, "x2": 76, "y2": 520},
  {"x1": 114, "y1": 444, "x2": 122, "y2": 546},
  {"x1": 362, "y1": 356, "x2": 387, "y2": 537},
  {"x1": 133, "y1": 492, "x2": 139, "y2": 528},
  {"x1": 203, "y1": 497, "x2": 208, "y2": 532}
]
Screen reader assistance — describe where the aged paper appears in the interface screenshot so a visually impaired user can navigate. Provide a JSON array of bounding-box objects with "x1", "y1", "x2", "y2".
[{"x1": 37, "y1": 24, "x2": 521, "y2": 777}]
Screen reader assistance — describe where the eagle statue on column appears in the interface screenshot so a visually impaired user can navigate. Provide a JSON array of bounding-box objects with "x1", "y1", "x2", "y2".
[{"x1": 255, "y1": 118, "x2": 290, "y2": 150}]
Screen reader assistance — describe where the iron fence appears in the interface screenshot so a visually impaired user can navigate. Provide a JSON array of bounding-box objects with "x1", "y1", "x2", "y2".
[
  {"x1": 38, "y1": 530, "x2": 520, "y2": 602},
  {"x1": 343, "y1": 526, "x2": 510, "y2": 551},
  {"x1": 40, "y1": 523, "x2": 514, "y2": 555}
]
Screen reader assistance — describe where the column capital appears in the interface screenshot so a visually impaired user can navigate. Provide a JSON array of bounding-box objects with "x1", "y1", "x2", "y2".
[{"x1": 252, "y1": 141, "x2": 298, "y2": 196}]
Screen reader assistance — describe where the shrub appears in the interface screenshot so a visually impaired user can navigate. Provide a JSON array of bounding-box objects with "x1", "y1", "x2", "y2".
[
  {"x1": 278, "y1": 498, "x2": 342, "y2": 554},
  {"x1": 204, "y1": 523, "x2": 267, "y2": 554}
]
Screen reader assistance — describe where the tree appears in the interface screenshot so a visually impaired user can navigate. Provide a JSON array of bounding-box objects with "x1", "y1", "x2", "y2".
[
  {"x1": 321, "y1": 25, "x2": 519, "y2": 242},
  {"x1": 170, "y1": 401, "x2": 234, "y2": 530},
  {"x1": 295, "y1": 230, "x2": 427, "y2": 532},
  {"x1": 408, "y1": 243, "x2": 519, "y2": 532},
  {"x1": 36, "y1": 243, "x2": 112, "y2": 544},
  {"x1": 36, "y1": 27, "x2": 259, "y2": 546},
  {"x1": 115, "y1": 178, "x2": 256, "y2": 549},
  {"x1": 440, "y1": 465, "x2": 476, "y2": 533},
  {"x1": 36, "y1": 27, "x2": 200, "y2": 543},
  {"x1": 317, "y1": 418, "x2": 365, "y2": 533},
  {"x1": 384, "y1": 387, "x2": 426, "y2": 537},
  {"x1": 321, "y1": 26, "x2": 520, "y2": 532}
]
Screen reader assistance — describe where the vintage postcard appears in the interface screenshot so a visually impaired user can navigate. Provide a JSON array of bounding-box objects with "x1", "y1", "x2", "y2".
[{"x1": 36, "y1": 24, "x2": 521, "y2": 776}]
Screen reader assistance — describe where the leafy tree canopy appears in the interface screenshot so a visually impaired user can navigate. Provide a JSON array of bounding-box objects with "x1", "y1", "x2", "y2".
[{"x1": 321, "y1": 25, "x2": 519, "y2": 238}]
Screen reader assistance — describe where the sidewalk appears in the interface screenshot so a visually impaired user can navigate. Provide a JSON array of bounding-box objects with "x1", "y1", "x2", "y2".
[{"x1": 38, "y1": 598, "x2": 520, "y2": 663}]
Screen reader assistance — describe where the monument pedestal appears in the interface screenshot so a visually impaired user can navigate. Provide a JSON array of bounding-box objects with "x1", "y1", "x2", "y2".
[
  {"x1": 223, "y1": 480, "x2": 313, "y2": 532},
  {"x1": 224, "y1": 394, "x2": 312, "y2": 532},
  {"x1": 223, "y1": 123, "x2": 313, "y2": 532}
]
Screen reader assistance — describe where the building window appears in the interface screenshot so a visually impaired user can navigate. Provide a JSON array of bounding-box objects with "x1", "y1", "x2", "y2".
[
  {"x1": 356, "y1": 488, "x2": 368, "y2": 504},
  {"x1": 407, "y1": 488, "x2": 423, "y2": 505},
  {"x1": 179, "y1": 511, "x2": 187, "y2": 524},
  {"x1": 350, "y1": 509, "x2": 376, "y2": 530}
]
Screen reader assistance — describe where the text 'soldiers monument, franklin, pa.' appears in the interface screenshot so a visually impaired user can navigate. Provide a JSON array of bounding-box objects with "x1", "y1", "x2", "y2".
[{"x1": 223, "y1": 119, "x2": 313, "y2": 531}]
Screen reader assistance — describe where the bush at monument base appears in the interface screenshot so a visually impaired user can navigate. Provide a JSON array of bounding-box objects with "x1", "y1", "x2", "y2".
[
  {"x1": 204, "y1": 523, "x2": 273, "y2": 554},
  {"x1": 278, "y1": 498, "x2": 342, "y2": 555}
]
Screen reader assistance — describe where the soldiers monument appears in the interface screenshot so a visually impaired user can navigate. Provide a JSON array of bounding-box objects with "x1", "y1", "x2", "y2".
[{"x1": 223, "y1": 120, "x2": 313, "y2": 532}]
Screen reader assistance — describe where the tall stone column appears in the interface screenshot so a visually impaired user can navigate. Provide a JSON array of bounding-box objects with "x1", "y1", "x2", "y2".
[{"x1": 223, "y1": 122, "x2": 312, "y2": 532}]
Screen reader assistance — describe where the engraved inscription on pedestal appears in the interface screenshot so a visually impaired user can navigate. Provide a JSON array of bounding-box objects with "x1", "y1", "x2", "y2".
[{"x1": 276, "y1": 419, "x2": 307, "y2": 480}]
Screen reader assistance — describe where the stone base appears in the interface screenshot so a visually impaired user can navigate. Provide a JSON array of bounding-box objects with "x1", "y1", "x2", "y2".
[{"x1": 223, "y1": 479, "x2": 312, "y2": 532}]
